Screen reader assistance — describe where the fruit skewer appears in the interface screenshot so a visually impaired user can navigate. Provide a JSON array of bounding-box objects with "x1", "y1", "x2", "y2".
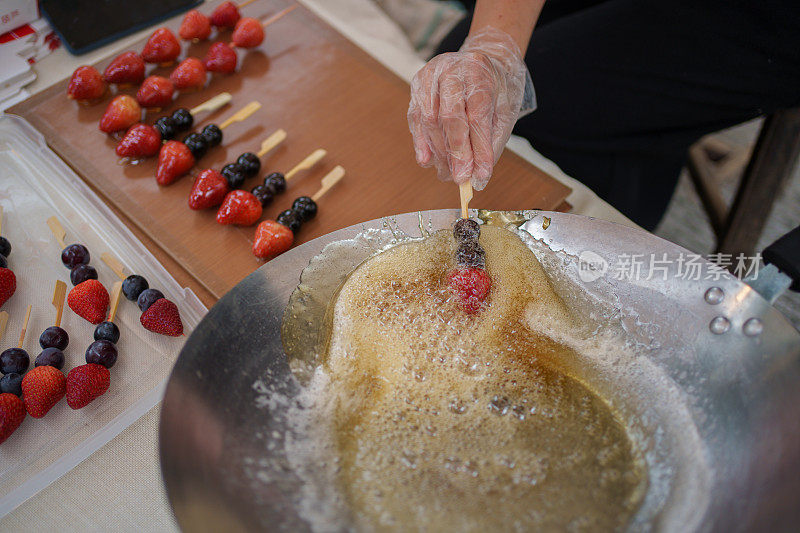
[
  {"x1": 37, "y1": 280, "x2": 69, "y2": 370},
  {"x1": 0, "y1": 304, "x2": 32, "y2": 391},
  {"x1": 156, "y1": 100, "x2": 262, "y2": 185},
  {"x1": 66, "y1": 281, "x2": 122, "y2": 410},
  {"x1": 0, "y1": 306, "x2": 30, "y2": 443},
  {"x1": 252, "y1": 165, "x2": 345, "y2": 259},
  {"x1": 116, "y1": 92, "x2": 232, "y2": 158},
  {"x1": 101, "y1": 253, "x2": 184, "y2": 337},
  {"x1": 189, "y1": 129, "x2": 287, "y2": 210},
  {"x1": 47, "y1": 216, "x2": 110, "y2": 325},
  {"x1": 0, "y1": 207, "x2": 16, "y2": 309},
  {"x1": 204, "y1": 4, "x2": 299, "y2": 73},
  {"x1": 216, "y1": 148, "x2": 327, "y2": 226}
]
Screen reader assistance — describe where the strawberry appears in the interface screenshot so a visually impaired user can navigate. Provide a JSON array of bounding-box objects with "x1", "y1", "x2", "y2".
[
  {"x1": 102, "y1": 52, "x2": 145, "y2": 85},
  {"x1": 0, "y1": 267, "x2": 16, "y2": 307},
  {"x1": 189, "y1": 169, "x2": 230, "y2": 209},
  {"x1": 68, "y1": 279, "x2": 109, "y2": 324},
  {"x1": 157, "y1": 141, "x2": 195, "y2": 185},
  {"x1": 210, "y1": 1, "x2": 240, "y2": 28},
  {"x1": 116, "y1": 123, "x2": 162, "y2": 158},
  {"x1": 447, "y1": 267, "x2": 492, "y2": 314},
  {"x1": 216, "y1": 190, "x2": 263, "y2": 226},
  {"x1": 170, "y1": 57, "x2": 207, "y2": 91},
  {"x1": 203, "y1": 42, "x2": 237, "y2": 74},
  {"x1": 136, "y1": 75, "x2": 175, "y2": 108},
  {"x1": 140, "y1": 298, "x2": 183, "y2": 336},
  {"x1": 232, "y1": 17, "x2": 265, "y2": 48},
  {"x1": 66, "y1": 364, "x2": 111, "y2": 410},
  {"x1": 22, "y1": 366, "x2": 66, "y2": 418},
  {"x1": 0, "y1": 393, "x2": 25, "y2": 444},
  {"x1": 141, "y1": 27, "x2": 181, "y2": 64},
  {"x1": 67, "y1": 66, "x2": 106, "y2": 101},
  {"x1": 179, "y1": 9, "x2": 212, "y2": 41},
  {"x1": 253, "y1": 220, "x2": 294, "y2": 259},
  {"x1": 99, "y1": 95, "x2": 141, "y2": 133}
]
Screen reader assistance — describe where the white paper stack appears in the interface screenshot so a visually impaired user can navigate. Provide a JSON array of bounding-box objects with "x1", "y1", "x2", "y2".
[{"x1": 0, "y1": 18, "x2": 61, "y2": 110}]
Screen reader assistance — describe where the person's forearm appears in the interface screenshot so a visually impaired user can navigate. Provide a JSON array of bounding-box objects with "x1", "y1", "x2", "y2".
[{"x1": 469, "y1": 0, "x2": 544, "y2": 52}]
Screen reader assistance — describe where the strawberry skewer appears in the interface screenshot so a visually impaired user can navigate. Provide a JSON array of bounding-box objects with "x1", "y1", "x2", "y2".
[
  {"x1": 117, "y1": 92, "x2": 232, "y2": 159},
  {"x1": 189, "y1": 129, "x2": 287, "y2": 210},
  {"x1": 156, "y1": 100, "x2": 261, "y2": 185},
  {"x1": 253, "y1": 165, "x2": 345, "y2": 259},
  {"x1": 216, "y1": 148, "x2": 326, "y2": 226},
  {"x1": 17, "y1": 304, "x2": 67, "y2": 419}
]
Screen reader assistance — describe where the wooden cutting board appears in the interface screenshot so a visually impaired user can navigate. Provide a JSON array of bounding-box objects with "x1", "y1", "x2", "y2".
[{"x1": 10, "y1": 0, "x2": 571, "y2": 300}]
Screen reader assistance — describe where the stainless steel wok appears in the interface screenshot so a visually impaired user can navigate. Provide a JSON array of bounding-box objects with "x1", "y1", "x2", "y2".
[{"x1": 160, "y1": 210, "x2": 800, "y2": 532}]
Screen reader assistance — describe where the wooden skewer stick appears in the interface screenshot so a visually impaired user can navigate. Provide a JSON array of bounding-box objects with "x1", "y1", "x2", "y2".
[
  {"x1": 285, "y1": 149, "x2": 327, "y2": 182},
  {"x1": 311, "y1": 165, "x2": 345, "y2": 202},
  {"x1": 101, "y1": 252, "x2": 127, "y2": 281},
  {"x1": 189, "y1": 92, "x2": 232, "y2": 117},
  {"x1": 219, "y1": 101, "x2": 262, "y2": 130},
  {"x1": 260, "y1": 4, "x2": 298, "y2": 28},
  {"x1": 107, "y1": 281, "x2": 124, "y2": 323},
  {"x1": 256, "y1": 129, "x2": 287, "y2": 158},
  {"x1": 459, "y1": 182, "x2": 473, "y2": 219},
  {"x1": 47, "y1": 216, "x2": 67, "y2": 248},
  {"x1": 238, "y1": 0, "x2": 258, "y2": 8},
  {"x1": 52, "y1": 280, "x2": 66, "y2": 328},
  {"x1": 0, "y1": 311, "x2": 8, "y2": 343},
  {"x1": 17, "y1": 304, "x2": 31, "y2": 349}
]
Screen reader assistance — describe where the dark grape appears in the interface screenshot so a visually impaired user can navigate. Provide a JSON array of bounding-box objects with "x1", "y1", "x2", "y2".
[
  {"x1": 171, "y1": 108, "x2": 193, "y2": 131},
  {"x1": 453, "y1": 218, "x2": 480, "y2": 242},
  {"x1": 237, "y1": 152, "x2": 261, "y2": 177},
  {"x1": 276, "y1": 210, "x2": 301, "y2": 233},
  {"x1": 154, "y1": 116, "x2": 176, "y2": 140},
  {"x1": 85, "y1": 340, "x2": 118, "y2": 369},
  {"x1": 39, "y1": 326, "x2": 69, "y2": 350},
  {"x1": 61, "y1": 244, "x2": 90, "y2": 269},
  {"x1": 70, "y1": 264, "x2": 98, "y2": 286},
  {"x1": 263, "y1": 172, "x2": 286, "y2": 195},
  {"x1": 0, "y1": 348, "x2": 29, "y2": 375},
  {"x1": 137, "y1": 288, "x2": 164, "y2": 312},
  {"x1": 291, "y1": 196, "x2": 317, "y2": 222},
  {"x1": 94, "y1": 321, "x2": 120, "y2": 344},
  {"x1": 251, "y1": 184, "x2": 274, "y2": 207},
  {"x1": 122, "y1": 275, "x2": 149, "y2": 301},
  {"x1": 0, "y1": 236, "x2": 10, "y2": 257},
  {"x1": 183, "y1": 132, "x2": 208, "y2": 159},
  {"x1": 455, "y1": 240, "x2": 486, "y2": 268},
  {"x1": 35, "y1": 347, "x2": 65, "y2": 370},
  {"x1": 201, "y1": 124, "x2": 223, "y2": 147},
  {"x1": 221, "y1": 163, "x2": 245, "y2": 189},
  {"x1": 0, "y1": 373, "x2": 22, "y2": 396}
]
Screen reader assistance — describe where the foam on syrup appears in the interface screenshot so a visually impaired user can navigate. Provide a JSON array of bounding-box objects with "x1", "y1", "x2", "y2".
[{"x1": 305, "y1": 225, "x2": 647, "y2": 531}]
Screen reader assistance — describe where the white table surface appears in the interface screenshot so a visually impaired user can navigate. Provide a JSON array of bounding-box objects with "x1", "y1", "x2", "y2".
[{"x1": 0, "y1": 1, "x2": 635, "y2": 530}]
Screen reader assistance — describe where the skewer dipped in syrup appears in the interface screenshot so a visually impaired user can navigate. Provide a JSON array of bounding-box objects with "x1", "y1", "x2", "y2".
[
  {"x1": 204, "y1": 4, "x2": 299, "y2": 74},
  {"x1": 156, "y1": 100, "x2": 261, "y2": 185},
  {"x1": 0, "y1": 207, "x2": 16, "y2": 308},
  {"x1": 252, "y1": 165, "x2": 345, "y2": 259},
  {"x1": 189, "y1": 129, "x2": 287, "y2": 210},
  {"x1": 116, "y1": 92, "x2": 232, "y2": 159},
  {"x1": 216, "y1": 148, "x2": 327, "y2": 226}
]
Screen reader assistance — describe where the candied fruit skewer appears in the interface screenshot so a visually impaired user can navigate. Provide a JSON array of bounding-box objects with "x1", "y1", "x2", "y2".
[
  {"x1": 252, "y1": 165, "x2": 345, "y2": 259},
  {"x1": 189, "y1": 129, "x2": 287, "y2": 210},
  {"x1": 216, "y1": 148, "x2": 326, "y2": 225},
  {"x1": 156, "y1": 101, "x2": 261, "y2": 186},
  {"x1": 449, "y1": 217, "x2": 493, "y2": 314},
  {"x1": 117, "y1": 92, "x2": 232, "y2": 159}
]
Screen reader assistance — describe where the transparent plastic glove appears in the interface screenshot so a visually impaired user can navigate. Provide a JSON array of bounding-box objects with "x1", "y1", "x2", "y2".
[{"x1": 408, "y1": 26, "x2": 536, "y2": 190}]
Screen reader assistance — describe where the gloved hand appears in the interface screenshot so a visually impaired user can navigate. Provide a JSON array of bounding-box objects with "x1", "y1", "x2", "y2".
[{"x1": 407, "y1": 26, "x2": 536, "y2": 190}]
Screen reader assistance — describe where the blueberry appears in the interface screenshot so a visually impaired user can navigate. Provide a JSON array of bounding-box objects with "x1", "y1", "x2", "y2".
[
  {"x1": 40, "y1": 326, "x2": 69, "y2": 350},
  {"x1": 0, "y1": 373, "x2": 22, "y2": 396},
  {"x1": 154, "y1": 116, "x2": 176, "y2": 140},
  {"x1": 251, "y1": 184, "x2": 274, "y2": 207},
  {"x1": 263, "y1": 172, "x2": 286, "y2": 195},
  {"x1": 291, "y1": 196, "x2": 317, "y2": 222},
  {"x1": 94, "y1": 321, "x2": 120, "y2": 344},
  {"x1": 453, "y1": 219, "x2": 480, "y2": 242},
  {"x1": 35, "y1": 347, "x2": 65, "y2": 370},
  {"x1": 0, "y1": 348, "x2": 29, "y2": 375},
  {"x1": 137, "y1": 288, "x2": 164, "y2": 312},
  {"x1": 201, "y1": 124, "x2": 223, "y2": 147},
  {"x1": 183, "y1": 132, "x2": 208, "y2": 159},
  {"x1": 276, "y1": 210, "x2": 301, "y2": 233},
  {"x1": 122, "y1": 274, "x2": 149, "y2": 301},
  {"x1": 455, "y1": 240, "x2": 486, "y2": 268},
  {"x1": 237, "y1": 152, "x2": 261, "y2": 177},
  {"x1": 85, "y1": 340, "x2": 117, "y2": 369},
  {"x1": 171, "y1": 108, "x2": 193, "y2": 132},
  {"x1": 61, "y1": 244, "x2": 90, "y2": 269},
  {"x1": 0, "y1": 255, "x2": 6, "y2": 269},
  {"x1": 221, "y1": 163, "x2": 245, "y2": 189},
  {"x1": 70, "y1": 264, "x2": 98, "y2": 286},
  {"x1": 0, "y1": 236, "x2": 10, "y2": 257}
]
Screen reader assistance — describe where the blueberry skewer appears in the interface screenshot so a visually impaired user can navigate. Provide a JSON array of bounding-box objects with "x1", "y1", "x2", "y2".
[{"x1": 252, "y1": 165, "x2": 345, "y2": 259}]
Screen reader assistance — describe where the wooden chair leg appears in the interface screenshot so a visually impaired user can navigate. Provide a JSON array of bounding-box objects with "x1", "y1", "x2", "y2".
[{"x1": 718, "y1": 108, "x2": 800, "y2": 256}]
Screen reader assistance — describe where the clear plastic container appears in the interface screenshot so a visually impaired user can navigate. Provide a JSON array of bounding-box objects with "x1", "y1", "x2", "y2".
[{"x1": 0, "y1": 114, "x2": 206, "y2": 515}]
